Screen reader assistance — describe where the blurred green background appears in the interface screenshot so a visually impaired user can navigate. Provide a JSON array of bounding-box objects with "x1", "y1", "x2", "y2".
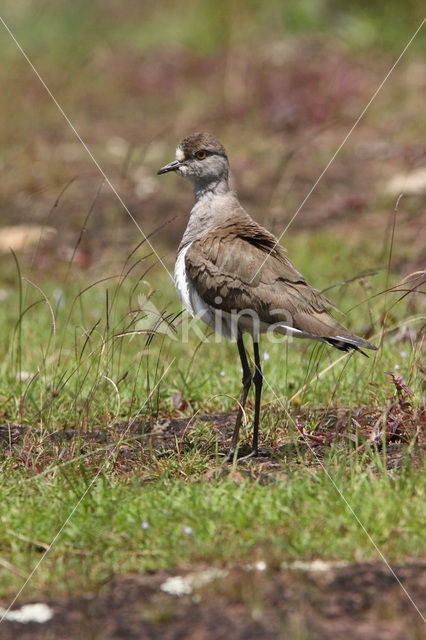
[{"x1": 0, "y1": 0, "x2": 424, "y2": 286}]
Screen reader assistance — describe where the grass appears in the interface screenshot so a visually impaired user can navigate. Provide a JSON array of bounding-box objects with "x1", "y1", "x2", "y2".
[
  {"x1": 1, "y1": 227, "x2": 422, "y2": 426},
  {"x1": 0, "y1": 224, "x2": 424, "y2": 601},
  {"x1": 1, "y1": 455, "x2": 425, "y2": 597}
]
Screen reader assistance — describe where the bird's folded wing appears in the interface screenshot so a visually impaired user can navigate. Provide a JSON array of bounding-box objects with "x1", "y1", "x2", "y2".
[{"x1": 184, "y1": 221, "x2": 354, "y2": 339}]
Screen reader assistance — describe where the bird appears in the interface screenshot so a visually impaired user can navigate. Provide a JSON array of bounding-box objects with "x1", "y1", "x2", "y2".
[{"x1": 157, "y1": 132, "x2": 377, "y2": 460}]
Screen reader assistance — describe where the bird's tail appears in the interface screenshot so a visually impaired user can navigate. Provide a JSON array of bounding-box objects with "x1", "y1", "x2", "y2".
[{"x1": 324, "y1": 333, "x2": 377, "y2": 356}]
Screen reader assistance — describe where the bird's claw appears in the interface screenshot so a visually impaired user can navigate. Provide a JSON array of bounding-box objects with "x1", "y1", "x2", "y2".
[{"x1": 222, "y1": 448, "x2": 259, "y2": 463}]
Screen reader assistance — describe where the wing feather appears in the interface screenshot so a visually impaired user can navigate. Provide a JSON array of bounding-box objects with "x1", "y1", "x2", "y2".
[{"x1": 184, "y1": 220, "x2": 376, "y2": 350}]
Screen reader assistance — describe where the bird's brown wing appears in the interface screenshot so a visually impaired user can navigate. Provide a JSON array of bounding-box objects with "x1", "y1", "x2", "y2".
[{"x1": 185, "y1": 219, "x2": 373, "y2": 347}]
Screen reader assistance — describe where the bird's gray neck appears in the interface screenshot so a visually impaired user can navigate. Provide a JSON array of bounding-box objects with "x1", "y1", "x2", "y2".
[
  {"x1": 192, "y1": 173, "x2": 230, "y2": 202},
  {"x1": 178, "y1": 176, "x2": 238, "y2": 252}
]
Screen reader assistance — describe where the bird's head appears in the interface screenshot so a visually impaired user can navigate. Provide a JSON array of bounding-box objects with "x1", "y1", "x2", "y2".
[{"x1": 157, "y1": 132, "x2": 229, "y2": 187}]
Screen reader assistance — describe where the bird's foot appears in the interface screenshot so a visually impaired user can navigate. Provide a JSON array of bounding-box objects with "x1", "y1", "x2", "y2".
[
  {"x1": 222, "y1": 448, "x2": 236, "y2": 463},
  {"x1": 222, "y1": 447, "x2": 258, "y2": 463},
  {"x1": 237, "y1": 448, "x2": 258, "y2": 461}
]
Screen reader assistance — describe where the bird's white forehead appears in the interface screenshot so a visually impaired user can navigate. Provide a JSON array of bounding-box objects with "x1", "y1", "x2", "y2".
[{"x1": 176, "y1": 146, "x2": 185, "y2": 162}]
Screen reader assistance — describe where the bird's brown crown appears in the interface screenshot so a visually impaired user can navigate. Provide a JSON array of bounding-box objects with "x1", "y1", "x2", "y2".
[{"x1": 178, "y1": 132, "x2": 227, "y2": 160}]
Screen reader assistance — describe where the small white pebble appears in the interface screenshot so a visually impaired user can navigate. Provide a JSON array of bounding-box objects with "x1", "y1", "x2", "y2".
[
  {"x1": 160, "y1": 568, "x2": 227, "y2": 597},
  {"x1": 282, "y1": 559, "x2": 348, "y2": 572},
  {"x1": 160, "y1": 576, "x2": 192, "y2": 596},
  {"x1": 244, "y1": 560, "x2": 267, "y2": 571},
  {"x1": 0, "y1": 603, "x2": 54, "y2": 624}
]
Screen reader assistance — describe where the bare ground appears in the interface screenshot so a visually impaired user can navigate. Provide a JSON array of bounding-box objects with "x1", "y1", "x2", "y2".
[
  {"x1": 1, "y1": 408, "x2": 424, "y2": 479},
  {"x1": 1, "y1": 560, "x2": 425, "y2": 639}
]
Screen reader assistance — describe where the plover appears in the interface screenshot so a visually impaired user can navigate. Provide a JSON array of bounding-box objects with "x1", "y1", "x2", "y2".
[{"x1": 158, "y1": 132, "x2": 377, "y2": 459}]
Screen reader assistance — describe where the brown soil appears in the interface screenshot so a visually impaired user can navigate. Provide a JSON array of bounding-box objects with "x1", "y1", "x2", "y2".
[
  {"x1": 1, "y1": 561, "x2": 425, "y2": 639},
  {"x1": 1, "y1": 408, "x2": 424, "y2": 477}
]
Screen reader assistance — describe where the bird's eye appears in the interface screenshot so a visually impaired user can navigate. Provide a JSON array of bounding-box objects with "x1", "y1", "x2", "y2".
[{"x1": 195, "y1": 150, "x2": 207, "y2": 160}]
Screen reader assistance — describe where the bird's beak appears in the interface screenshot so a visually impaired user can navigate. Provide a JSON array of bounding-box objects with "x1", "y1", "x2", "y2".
[{"x1": 157, "y1": 159, "x2": 182, "y2": 175}]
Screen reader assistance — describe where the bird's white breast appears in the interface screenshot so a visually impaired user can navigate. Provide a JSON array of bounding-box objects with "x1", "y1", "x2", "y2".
[
  {"x1": 174, "y1": 245, "x2": 193, "y2": 313},
  {"x1": 174, "y1": 244, "x2": 213, "y2": 319}
]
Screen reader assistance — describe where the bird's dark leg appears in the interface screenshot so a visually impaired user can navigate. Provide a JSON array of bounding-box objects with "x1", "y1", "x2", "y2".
[
  {"x1": 225, "y1": 332, "x2": 252, "y2": 460},
  {"x1": 252, "y1": 339, "x2": 263, "y2": 456}
]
